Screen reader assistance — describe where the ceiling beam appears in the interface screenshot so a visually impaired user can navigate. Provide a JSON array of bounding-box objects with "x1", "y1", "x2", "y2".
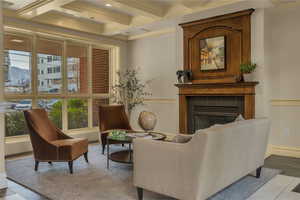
[
  {"x1": 180, "y1": 0, "x2": 211, "y2": 9},
  {"x1": 18, "y1": 0, "x2": 77, "y2": 19},
  {"x1": 31, "y1": 10, "x2": 104, "y2": 35},
  {"x1": 62, "y1": 1, "x2": 132, "y2": 26},
  {"x1": 17, "y1": 0, "x2": 54, "y2": 15},
  {"x1": 104, "y1": 0, "x2": 166, "y2": 19}
]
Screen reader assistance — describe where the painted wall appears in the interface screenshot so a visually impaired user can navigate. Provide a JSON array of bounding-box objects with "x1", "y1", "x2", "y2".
[
  {"x1": 0, "y1": 1, "x2": 8, "y2": 189},
  {"x1": 128, "y1": 32, "x2": 179, "y2": 133},
  {"x1": 265, "y1": 4, "x2": 300, "y2": 149}
]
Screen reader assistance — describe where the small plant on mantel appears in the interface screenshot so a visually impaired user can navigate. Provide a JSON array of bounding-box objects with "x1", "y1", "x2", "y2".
[{"x1": 240, "y1": 62, "x2": 257, "y2": 82}]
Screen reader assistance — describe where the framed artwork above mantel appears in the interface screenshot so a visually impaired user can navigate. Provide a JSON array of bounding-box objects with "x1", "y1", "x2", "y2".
[
  {"x1": 180, "y1": 9, "x2": 255, "y2": 84},
  {"x1": 200, "y1": 36, "x2": 226, "y2": 71}
]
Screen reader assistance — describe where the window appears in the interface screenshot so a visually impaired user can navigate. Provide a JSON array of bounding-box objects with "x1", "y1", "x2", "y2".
[
  {"x1": 5, "y1": 100, "x2": 32, "y2": 137},
  {"x1": 67, "y1": 43, "x2": 88, "y2": 94},
  {"x1": 47, "y1": 68, "x2": 52, "y2": 74},
  {"x1": 38, "y1": 99, "x2": 62, "y2": 129},
  {"x1": 4, "y1": 32, "x2": 111, "y2": 137},
  {"x1": 4, "y1": 34, "x2": 32, "y2": 94},
  {"x1": 37, "y1": 38, "x2": 63, "y2": 94},
  {"x1": 92, "y1": 48, "x2": 109, "y2": 93},
  {"x1": 47, "y1": 56, "x2": 52, "y2": 62},
  {"x1": 68, "y1": 99, "x2": 88, "y2": 129}
]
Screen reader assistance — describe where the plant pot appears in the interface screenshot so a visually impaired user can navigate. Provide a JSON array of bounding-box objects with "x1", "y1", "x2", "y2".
[{"x1": 242, "y1": 73, "x2": 253, "y2": 82}]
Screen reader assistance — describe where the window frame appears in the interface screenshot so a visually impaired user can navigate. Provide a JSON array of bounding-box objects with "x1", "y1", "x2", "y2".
[{"x1": 3, "y1": 30, "x2": 116, "y2": 138}]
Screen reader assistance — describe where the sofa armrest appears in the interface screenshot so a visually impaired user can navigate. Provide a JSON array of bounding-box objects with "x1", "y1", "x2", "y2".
[{"x1": 133, "y1": 139, "x2": 187, "y2": 197}]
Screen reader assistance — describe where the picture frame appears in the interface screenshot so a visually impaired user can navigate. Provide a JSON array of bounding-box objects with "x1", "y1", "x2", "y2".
[{"x1": 200, "y1": 36, "x2": 226, "y2": 71}]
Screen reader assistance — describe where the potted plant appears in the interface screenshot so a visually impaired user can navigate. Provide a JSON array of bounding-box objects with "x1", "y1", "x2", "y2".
[
  {"x1": 110, "y1": 69, "x2": 151, "y2": 120},
  {"x1": 240, "y1": 62, "x2": 257, "y2": 82}
]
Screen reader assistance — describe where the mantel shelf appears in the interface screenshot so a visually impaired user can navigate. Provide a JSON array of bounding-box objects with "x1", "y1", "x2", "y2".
[{"x1": 175, "y1": 82, "x2": 259, "y2": 89}]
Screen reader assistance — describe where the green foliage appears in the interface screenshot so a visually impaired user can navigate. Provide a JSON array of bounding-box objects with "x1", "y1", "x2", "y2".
[
  {"x1": 110, "y1": 69, "x2": 151, "y2": 114},
  {"x1": 5, "y1": 112, "x2": 27, "y2": 137},
  {"x1": 5, "y1": 99, "x2": 88, "y2": 137},
  {"x1": 67, "y1": 99, "x2": 88, "y2": 129},
  {"x1": 240, "y1": 62, "x2": 257, "y2": 74},
  {"x1": 49, "y1": 100, "x2": 62, "y2": 129}
]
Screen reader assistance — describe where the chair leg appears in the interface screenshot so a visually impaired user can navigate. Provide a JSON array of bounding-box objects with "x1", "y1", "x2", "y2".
[
  {"x1": 68, "y1": 161, "x2": 73, "y2": 174},
  {"x1": 84, "y1": 152, "x2": 89, "y2": 163},
  {"x1": 137, "y1": 187, "x2": 143, "y2": 200},
  {"x1": 48, "y1": 161, "x2": 52, "y2": 165},
  {"x1": 102, "y1": 144, "x2": 106, "y2": 154},
  {"x1": 34, "y1": 161, "x2": 39, "y2": 171},
  {"x1": 256, "y1": 167, "x2": 262, "y2": 178}
]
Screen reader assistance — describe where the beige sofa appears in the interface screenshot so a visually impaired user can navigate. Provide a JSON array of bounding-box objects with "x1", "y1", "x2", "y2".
[{"x1": 133, "y1": 118, "x2": 270, "y2": 200}]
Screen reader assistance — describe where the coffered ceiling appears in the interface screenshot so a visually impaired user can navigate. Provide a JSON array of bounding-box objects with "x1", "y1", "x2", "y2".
[{"x1": 2, "y1": 0, "x2": 298, "y2": 39}]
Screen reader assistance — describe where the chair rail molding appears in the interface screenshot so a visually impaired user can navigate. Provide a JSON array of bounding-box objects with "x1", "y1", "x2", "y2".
[
  {"x1": 268, "y1": 144, "x2": 300, "y2": 158},
  {"x1": 271, "y1": 99, "x2": 300, "y2": 106}
]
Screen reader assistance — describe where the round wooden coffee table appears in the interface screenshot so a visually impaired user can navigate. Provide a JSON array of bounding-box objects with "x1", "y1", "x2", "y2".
[{"x1": 106, "y1": 131, "x2": 166, "y2": 169}]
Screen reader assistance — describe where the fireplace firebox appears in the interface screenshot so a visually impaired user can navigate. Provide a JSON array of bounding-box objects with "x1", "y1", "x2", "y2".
[{"x1": 187, "y1": 96, "x2": 244, "y2": 133}]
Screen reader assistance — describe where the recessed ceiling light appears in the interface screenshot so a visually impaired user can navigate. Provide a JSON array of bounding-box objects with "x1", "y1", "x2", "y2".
[
  {"x1": 11, "y1": 39, "x2": 23, "y2": 43},
  {"x1": 105, "y1": 3, "x2": 112, "y2": 7}
]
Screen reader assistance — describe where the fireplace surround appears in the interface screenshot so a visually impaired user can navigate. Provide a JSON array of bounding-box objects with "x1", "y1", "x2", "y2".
[{"x1": 175, "y1": 82, "x2": 258, "y2": 134}]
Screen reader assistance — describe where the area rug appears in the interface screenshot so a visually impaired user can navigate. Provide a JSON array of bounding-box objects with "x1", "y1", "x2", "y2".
[{"x1": 6, "y1": 145, "x2": 280, "y2": 200}]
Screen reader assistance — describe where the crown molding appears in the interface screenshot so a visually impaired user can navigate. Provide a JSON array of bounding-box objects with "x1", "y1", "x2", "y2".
[{"x1": 128, "y1": 28, "x2": 176, "y2": 40}]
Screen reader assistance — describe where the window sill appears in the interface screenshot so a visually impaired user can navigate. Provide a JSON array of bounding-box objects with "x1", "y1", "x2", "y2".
[{"x1": 5, "y1": 127, "x2": 99, "y2": 144}]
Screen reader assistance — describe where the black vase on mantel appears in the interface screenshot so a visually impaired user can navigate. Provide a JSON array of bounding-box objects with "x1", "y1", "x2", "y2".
[{"x1": 176, "y1": 70, "x2": 192, "y2": 83}]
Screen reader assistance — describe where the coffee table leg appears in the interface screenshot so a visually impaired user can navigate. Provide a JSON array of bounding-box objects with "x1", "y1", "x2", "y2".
[
  {"x1": 129, "y1": 143, "x2": 132, "y2": 163},
  {"x1": 107, "y1": 139, "x2": 109, "y2": 169}
]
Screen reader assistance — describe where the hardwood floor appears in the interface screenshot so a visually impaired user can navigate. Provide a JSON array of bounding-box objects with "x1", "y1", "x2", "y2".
[{"x1": 265, "y1": 155, "x2": 300, "y2": 178}]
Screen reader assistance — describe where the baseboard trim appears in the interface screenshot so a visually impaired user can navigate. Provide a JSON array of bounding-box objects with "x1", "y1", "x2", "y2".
[
  {"x1": 267, "y1": 145, "x2": 300, "y2": 158},
  {"x1": 0, "y1": 172, "x2": 7, "y2": 189}
]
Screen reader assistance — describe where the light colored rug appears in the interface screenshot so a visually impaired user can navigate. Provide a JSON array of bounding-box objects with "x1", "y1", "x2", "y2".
[{"x1": 6, "y1": 145, "x2": 280, "y2": 200}]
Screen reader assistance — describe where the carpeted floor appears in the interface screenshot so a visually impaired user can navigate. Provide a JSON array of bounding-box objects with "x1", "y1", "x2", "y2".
[{"x1": 6, "y1": 144, "x2": 280, "y2": 200}]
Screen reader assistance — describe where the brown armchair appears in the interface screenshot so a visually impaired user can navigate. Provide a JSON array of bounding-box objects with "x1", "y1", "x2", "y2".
[
  {"x1": 98, "y1": 105, "x2": 133, "y2": 154},
  {"x1": 24, "y1": 109, "x2": 88, "y2": 174}
]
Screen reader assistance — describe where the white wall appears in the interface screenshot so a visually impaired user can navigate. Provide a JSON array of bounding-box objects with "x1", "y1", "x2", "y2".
[
  {"x1": 265, "y1": 4, "x2": 300, "y2": 149},
  {"x1": 128, "y1": 32, "x2": 179, "y2": 133},
  {"x1": 0, "y1": 0, "x2": 8, "y2": 189}
]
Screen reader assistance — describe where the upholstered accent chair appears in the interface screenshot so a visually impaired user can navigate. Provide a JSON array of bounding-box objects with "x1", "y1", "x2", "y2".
[
  {"x1": 133, "y1": 118, "x2": 270, "y2": 200},
  {"x1": 98, "y1": 104, "x2": 133, "y2": 154},
  {"x1": 24, "y1": 109, "x2": 88, "y2": 174}
]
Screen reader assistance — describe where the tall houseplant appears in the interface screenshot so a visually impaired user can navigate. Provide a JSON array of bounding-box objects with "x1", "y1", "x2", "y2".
[
  {"x1": 110, "y1": 69, "x2": 151, "y2": 119},
  {"x1": 240, "y1": 62, "x2": 257, "y2": 82}
]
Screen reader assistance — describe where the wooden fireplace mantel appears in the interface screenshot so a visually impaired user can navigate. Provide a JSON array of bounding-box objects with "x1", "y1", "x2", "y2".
[{"x1": 175, "y1": 82, "x2": 259, "y2": 134}]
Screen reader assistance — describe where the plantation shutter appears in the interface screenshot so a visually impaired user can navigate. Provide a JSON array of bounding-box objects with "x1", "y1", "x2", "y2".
[{"x1": 92, "y1": 48, "x2": 109, "y2": 93}]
